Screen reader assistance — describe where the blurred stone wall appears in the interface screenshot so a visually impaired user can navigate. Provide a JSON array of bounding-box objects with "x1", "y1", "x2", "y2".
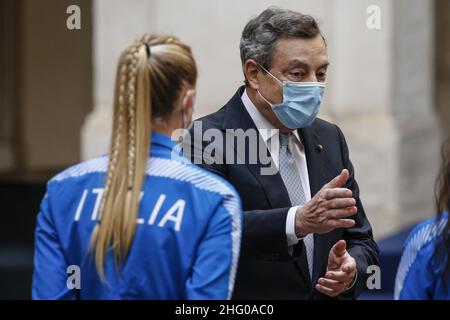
[{"x1": 81, "y1": 0, "x2": 443, "y2": 238}]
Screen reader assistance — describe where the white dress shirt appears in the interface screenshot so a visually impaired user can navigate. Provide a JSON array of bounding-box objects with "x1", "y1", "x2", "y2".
[{"x1": 241, "y1": 89, "x2": 311, "y2": 248}]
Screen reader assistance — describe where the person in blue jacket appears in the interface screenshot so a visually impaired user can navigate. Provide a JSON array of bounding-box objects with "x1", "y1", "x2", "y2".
[
  {"x1": 32, "y1": 34, "x2": 242, "y2": 300},
  {"x1": 395, "y1": 142, "x2": 450, "y2": 299}
]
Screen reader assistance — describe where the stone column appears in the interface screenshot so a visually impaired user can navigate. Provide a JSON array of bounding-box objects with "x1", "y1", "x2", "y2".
[
  {"x1": 81, "y1": 0, "x2": 155, "y2": 159},
  {"x1": 435, "y1": 0, "x2": 450, "y2": 135},
  {"x1": 323, "y1": 0, "x2": 441, "y2": 237},
  {"x1": 0, "y1": 0, "x2": 18, "y2": 172}
]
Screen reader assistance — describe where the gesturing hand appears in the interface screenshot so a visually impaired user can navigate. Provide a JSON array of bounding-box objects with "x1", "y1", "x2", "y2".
[
  {"x1": 295, "y1": 169, "x2": 357, "y2": 237},
  {"x1": 316, "y1": 240, "x2": 357, "y2": 297}
]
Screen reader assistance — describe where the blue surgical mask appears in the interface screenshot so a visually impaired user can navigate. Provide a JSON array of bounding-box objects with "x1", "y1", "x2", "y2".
[{"x1": 257, "y1": 65, "x2": 325, "y2": 129}]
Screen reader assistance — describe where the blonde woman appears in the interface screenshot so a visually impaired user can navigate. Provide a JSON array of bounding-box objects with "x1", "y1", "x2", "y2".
[{"x1": 32, "y1": 34, "x2": 242, "y2": 299}]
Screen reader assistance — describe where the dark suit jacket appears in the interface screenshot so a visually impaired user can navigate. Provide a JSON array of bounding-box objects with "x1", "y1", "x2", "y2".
[{"x1": 184, "y1": 86, "x2": 379, "y2": 299}]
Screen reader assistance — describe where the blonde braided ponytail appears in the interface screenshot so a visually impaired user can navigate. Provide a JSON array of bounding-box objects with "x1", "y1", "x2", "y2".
[{"x1": 90, "y1": 34, "x2": 197, "y2": 281}]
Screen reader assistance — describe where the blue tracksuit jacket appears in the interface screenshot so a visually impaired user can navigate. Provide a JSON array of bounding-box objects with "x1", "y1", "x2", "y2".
[{"x1": 32, "y1": 132, "x2": 242, "y2": 299}]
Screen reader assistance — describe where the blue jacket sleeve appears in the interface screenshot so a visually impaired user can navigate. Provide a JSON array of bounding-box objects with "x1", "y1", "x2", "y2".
[
  {"x1": 397, "y1": 252, "x2": 434, "y2": 300},
  {"x1": 32, "y1": 187, "x2": 77, "y2": 300},
  {"x1": 394, "y1": 222, "x2": 436, "y2": 300},
  {"x1": 185, "y1": 194, "x2": 242, "y2": 300}
]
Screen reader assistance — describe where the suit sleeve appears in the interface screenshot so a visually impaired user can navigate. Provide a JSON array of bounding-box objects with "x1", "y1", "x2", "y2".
[
  {"x1": 335, "y1": 125, "x2": 380, "y2": 300},
  {"x1": 32, "y1": 185, "x2": 76, "y2": 300},
  {"x1": 183, "y1": 125, "x2": 290, "y2": 257},
  {"x1": 185, "y1": 193, "x2": 242, "y2": 299}
]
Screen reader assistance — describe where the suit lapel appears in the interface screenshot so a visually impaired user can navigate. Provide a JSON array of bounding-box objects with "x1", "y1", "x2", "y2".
[
  {"x1": 298, "y1": 126, "x2": 325, "y2": 198},
  {"x1": 223, "y1": 87, "x2": 291, "y2": 209}
]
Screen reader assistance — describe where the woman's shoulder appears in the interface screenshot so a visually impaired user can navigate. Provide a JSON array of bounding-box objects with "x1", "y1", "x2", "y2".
[
  {"x1": 48, "y1": 155, "x2": 109, "y2": 185},
  {"x1": 46, "y1": 154, "x2": 240, "y2": 200},
  {"x1": 405, "y1": 212, "x2": 448, "y2": 250},
  {"x1": 401, "y1": 213, "x2": 448, "y2": 264},
  {"x1": 147, "y1": 156, "x2": 240, "y2": 201},
  {"x1": 394, "y1": 212, "x2": 448, "y2": 299}
]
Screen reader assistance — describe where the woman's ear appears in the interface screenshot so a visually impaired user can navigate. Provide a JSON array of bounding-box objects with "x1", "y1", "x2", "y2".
[
  {"x1": 243, "y1": 59, "x2": 260, "y2": 90},
  {"x1": 183, "y1": 89, "x2": 196, "y2": 122}
]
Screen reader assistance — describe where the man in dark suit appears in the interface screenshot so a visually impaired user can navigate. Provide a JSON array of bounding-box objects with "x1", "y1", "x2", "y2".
[{"x1": 183, "y1": 7, "x2": 379, "y2": 299}]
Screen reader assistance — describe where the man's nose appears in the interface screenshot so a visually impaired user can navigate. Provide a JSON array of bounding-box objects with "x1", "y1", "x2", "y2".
[{"x1": 303, "y1": 73, "x2": 318, "y2": 82}]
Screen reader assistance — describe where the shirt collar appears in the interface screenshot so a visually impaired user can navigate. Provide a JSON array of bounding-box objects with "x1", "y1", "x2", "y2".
[{"x1": 241, "y1": 88, "x2": 302, "y2": 145}]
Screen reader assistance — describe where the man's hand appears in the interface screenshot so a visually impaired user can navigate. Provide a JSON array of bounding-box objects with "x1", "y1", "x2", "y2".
[
  {"x1": 295, "y1": 169, "x2": 357, "y2": 237},
  {"x1": 316, "y1": 240, "x2": 357, "y2": 297}
]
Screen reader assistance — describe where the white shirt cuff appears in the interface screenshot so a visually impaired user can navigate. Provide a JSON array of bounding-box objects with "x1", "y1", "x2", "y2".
[
  {"x1": 344, "y1": 269, "x2": 358, "y2": 292},
  {"x1": 286, "y1": 206, "x2": 300, "y2": 247}
]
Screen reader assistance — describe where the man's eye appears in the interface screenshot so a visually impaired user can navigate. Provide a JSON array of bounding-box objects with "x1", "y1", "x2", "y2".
[
  {"x1": 317, "y1": 73, "x2": 327, "y2": 80},
  {"x1": 290, "y1": 72, "x2": 304, "y2": 78}
]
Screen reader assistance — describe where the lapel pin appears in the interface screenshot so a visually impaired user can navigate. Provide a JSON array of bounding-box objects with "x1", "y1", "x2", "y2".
[{"x1": 316, "y1": 144, "x2": 323, "y2": 153}]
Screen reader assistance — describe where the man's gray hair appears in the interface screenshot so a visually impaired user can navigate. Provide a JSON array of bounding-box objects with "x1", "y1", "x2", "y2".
[{"x1": 240, "y1": 7, "x2": 324, "y2": 70}]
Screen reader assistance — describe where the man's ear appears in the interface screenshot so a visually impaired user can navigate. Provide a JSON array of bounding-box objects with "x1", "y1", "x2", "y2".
[{"x1": 243, "y1": 59, "x2": 260, "y2": 90}]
